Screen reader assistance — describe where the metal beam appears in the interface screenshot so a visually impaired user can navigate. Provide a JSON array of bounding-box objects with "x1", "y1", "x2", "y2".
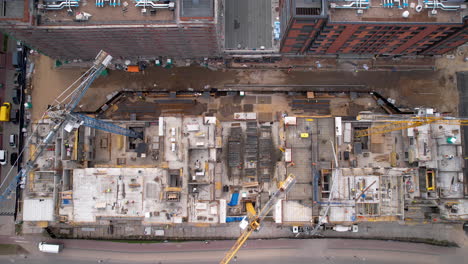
[{"x1": 71, "y1": 113, "x2": 143, "y2": 139}]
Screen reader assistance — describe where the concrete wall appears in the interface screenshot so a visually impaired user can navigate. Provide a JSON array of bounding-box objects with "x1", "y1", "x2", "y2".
[{"x1": 2, "y1": 24, "x2": 220, "y2": 60}]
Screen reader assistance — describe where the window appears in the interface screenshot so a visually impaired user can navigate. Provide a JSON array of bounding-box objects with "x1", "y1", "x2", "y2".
[{"x1": 301, "y1": 25, "x2": 315, "y2": 32}]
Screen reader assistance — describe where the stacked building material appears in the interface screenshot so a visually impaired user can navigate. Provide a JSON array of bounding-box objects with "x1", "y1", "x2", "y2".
[
  {"x1": 259, "y1": 125, "x2": 273, "y2": 182},
  {"x1": 244, "y1": 122, "x2": 259, "y2": 180},
  {"x1": 228, "y1": 126, "x2": 242, "y2": 168}
]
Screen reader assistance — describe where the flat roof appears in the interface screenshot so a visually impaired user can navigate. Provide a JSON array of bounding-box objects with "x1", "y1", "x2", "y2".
[
  {"x1": 23, "y1": 199, "x2": 54, "y2": 221},
  {"x1": 181, "y1": 0, "x2": 213, "y2": 18},
  {"x1": 38, "y1": 0, "x2": 175, "y2": 25},
  {"x1": 225, "y1": 0, "x2": 273, "y2": 50},
  {"x1": 328, "y1": 0, "x2": 466, "y2": 23},
  {"x1": 296, "y1": 0, "x2": 322, "y2": 9},
  {"x1": 0, "y1": 0, "x2": 25, "y2": 19}
]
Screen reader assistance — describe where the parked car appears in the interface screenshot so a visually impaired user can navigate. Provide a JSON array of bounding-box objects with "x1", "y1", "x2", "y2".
[
  {"x1": 9, "y1": 134, "x2": 16, "y2": 148},
  {"x1": 12, "y1": 51, "x2": 21, "y2": 69},
  {"x1": 0, "y1": 150, "x2": 7, "y2": 165},
  {"x1": 11, "y1": 109, "x2": 19, "y2": 124},
  {"x1": 12, "y1": 87, "x2": 21, "y2": 105},
  {"x1": 16, "y1": 41, "x2": 23, "y2": 52},
  {"x1": 14, "y1": 72, "x2": 24, "y2": 85},
  {"x1": 10, "y1": 153, "x2": 17, "y2": 166}
]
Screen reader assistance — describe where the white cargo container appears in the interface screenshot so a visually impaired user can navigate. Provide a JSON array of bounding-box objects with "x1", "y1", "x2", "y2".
[{"x1": 38, "y1": 242, "x2": 63, "y2": 253}]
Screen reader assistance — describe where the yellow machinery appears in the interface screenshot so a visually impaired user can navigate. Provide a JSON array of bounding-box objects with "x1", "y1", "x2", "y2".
[
  {"x1": 426, "y1": 169, "x2": 436, "y2": 191},
  {"x1": 354, "y1": 116, "x2": 468, "y2": 138},
  {"x1": 245, "y1": 202, "x2": 257, "y2": 219},
  {"x1": 219, "y1": 174, "x2": 296, "y2": 264},
  {"x1": 0, "y1": 102, "x2": 11, "y2": 121}
]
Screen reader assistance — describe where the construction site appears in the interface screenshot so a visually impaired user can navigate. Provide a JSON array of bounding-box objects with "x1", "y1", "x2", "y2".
[
  {"x1": 0, "y1": 1, "x2": 468, "y2": 263},
  {"x1": 9, "y1": 49, "x2": 465, "y2": 241}
]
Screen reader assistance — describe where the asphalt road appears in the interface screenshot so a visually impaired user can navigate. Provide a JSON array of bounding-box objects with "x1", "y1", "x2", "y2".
[
  {"x1": 0, "y1": 236, "x2": 466, "y2": 264},
  {"x1": 0, "y1": 37, "x2": 24, "y2": 214},
  {"x1": 457, "y1": 71, "x2": 468, "y2": 195}
]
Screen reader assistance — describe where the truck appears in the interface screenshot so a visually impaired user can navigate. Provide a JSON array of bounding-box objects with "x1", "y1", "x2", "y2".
[
  {"x1": 0, "y1": 102, "x2": 11, "y2": 121},
  {"x1": 38, "y1": 242, "x2": 63, "y2": 253},
  {"x1": 333, "y1": 224, "x2": 359, "y2": 232}
]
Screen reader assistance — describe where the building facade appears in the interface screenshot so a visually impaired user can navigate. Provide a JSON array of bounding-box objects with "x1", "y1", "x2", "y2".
[{"x1": 280, "y1": 0, "x2": 468, "y2": 55}]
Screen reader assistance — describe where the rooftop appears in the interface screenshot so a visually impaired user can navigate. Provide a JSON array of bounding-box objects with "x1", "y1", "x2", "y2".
[
  {"x1": 180, "y1": 0, "x2": 213, "y2": 18},
  {"x1": 0, "y1": 0, "x2": 25, "y2": 19},
  {"x1": 328, "y1": 0, "x2": 467, "y2": 23},
  {"x1": 23, "y1": 199, "x2": 54, "y2": 221},
  {"x1": 38, "y1": 0, "x2": 176, "y2": 25},
  {"x1": 224, "y1": 0, "x2": 274, "y2": 50}
]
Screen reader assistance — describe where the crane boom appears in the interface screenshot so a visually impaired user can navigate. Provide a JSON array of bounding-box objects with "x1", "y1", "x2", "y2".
[
  {"x1": 1, "y1": 50, "x2": 140, "y2": 202},
  {"x1": 219, "y1": 174, "x2": 296, "y2": 264},
  {"x1": 355, "y1": 113, "x2": 468, "y2": 138},
  {"x1": 70, "y1": 113, "x2": 143, "y2": 139},
  {"x1": 1, "y1": 52, "x2": 113, "y2": 201},
  {"x1": 353, "y1": 116, "x2": 444, "y2": 137}
]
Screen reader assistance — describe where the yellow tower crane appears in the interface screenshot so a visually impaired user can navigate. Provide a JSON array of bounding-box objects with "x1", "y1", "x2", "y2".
[
  {"x1": 354, "y1": 115, "x2": 468, "y2": 138},
  {"x1": 219, "y1": 174, "x2": 296, "y2": 264}
]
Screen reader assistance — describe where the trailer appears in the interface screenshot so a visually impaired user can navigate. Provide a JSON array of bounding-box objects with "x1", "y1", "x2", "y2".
[{"x1": 38, "y1": 242, "x2": 63, "y2": 253}]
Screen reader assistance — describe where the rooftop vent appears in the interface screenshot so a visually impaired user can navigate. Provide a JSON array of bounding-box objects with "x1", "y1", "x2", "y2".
[{"x1": 296, "y1": 7, "x2": 321, "y2": 15}]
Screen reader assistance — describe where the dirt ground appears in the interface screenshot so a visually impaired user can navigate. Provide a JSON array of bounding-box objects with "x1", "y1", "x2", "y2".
[{"x1": 29, "y1": 50, "x2": 468, "y2": 121}]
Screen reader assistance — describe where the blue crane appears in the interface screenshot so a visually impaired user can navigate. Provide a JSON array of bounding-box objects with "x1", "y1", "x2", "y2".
[{"x1": 0, "y1": 51, "x2": 142, "y2": 201}]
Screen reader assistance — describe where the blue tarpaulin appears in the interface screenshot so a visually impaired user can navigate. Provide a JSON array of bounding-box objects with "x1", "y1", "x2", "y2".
[
  {"x1": 226, "y1": 217, "x2": 244, "y2": 223},
  {"x1": 227, "y1": 192, "x2": 239, "y2": 206}
]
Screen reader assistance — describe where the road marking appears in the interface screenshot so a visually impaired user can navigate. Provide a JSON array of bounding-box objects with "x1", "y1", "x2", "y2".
[{"x1": 14, "y1": 240, "x2": 29, "y2": 243}]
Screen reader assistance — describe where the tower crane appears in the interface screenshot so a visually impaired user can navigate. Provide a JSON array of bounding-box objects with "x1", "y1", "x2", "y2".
[
  {"x1": 219, "y1": 174, "x2": 296, "y2": 264},
  {"x1": 0, "y1": 50, "x2": 142, "y2": 201},
  {"x1": 354, "y1": 113, "x2": 468, "y2": 138}
]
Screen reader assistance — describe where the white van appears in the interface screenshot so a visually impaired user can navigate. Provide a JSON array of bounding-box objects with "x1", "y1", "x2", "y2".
[
  {"x1": 0, "y1": 150, "x2": 7, "y2": 165},
  {"x1": 333, "y1": 224, "x2": 359, "y2": 232},
  {"x1": 38, "y1": 242, "x2": 63, "y2": 253},
  {"x1": 9, "y1": 134, "x2": 16, "y2": 148}
]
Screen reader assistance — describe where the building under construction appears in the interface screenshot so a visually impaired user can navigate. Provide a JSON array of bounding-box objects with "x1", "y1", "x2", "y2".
[{"x1": 19, "y1": 88, "x2": 468, "y2": 235}]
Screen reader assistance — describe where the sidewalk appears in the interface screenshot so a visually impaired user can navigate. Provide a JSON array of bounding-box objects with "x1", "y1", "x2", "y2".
[
  {"x1": 45, "y1": 221, "x2": 466, "y2": 247},
  {"x1": 227, "y1": 56, "x2": 437, "y2": 72},
  {"x1": 0, "y1": 37, "x2": 21, "y2": 216}
]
